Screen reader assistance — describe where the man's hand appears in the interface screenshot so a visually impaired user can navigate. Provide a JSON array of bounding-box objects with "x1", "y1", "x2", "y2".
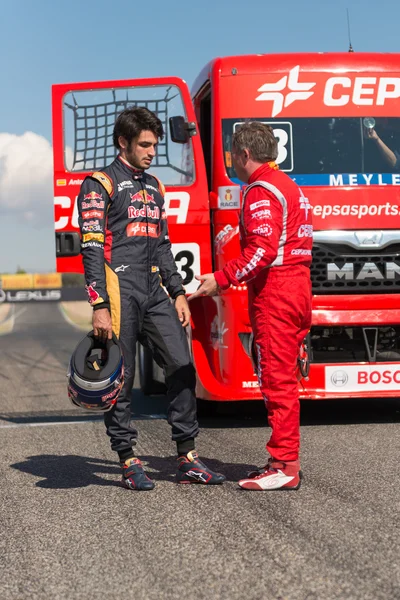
[
  {"x1": 92, "y1": 308, "x2": 113, "y2": 341},
  {"x1": 365, "y1": 127, "x2": 378, "y2": 140},
  {"x1": 174, "y1": 295, "x2": 191, "y2": 327},
  {"x1": 188, "y1": 273, "x2": 219, "y2": 301}
]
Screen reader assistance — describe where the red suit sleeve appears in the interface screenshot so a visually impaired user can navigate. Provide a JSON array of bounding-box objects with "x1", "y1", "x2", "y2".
[{"x1": 214, "y1": 185, "x2": 283, "y2": 289}]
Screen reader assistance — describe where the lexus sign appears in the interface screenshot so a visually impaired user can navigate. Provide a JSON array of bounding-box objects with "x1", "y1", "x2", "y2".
[{"x1": 0, "y1": 289, "x2": 62, "y2": 303}]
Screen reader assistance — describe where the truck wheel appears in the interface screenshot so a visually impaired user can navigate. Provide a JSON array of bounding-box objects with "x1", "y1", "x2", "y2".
[{"x1": 138, "y1": 344, "x2": 166, "y2": 395}]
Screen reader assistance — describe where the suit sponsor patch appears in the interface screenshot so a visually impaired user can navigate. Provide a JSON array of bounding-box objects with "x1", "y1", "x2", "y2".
[
  {"x1": 82, "y1": 233, "x2": 104, "y2": 243},
  {"x1": 251, "y1": 209, "x2": 272, "y2": 220},
  {"x1": 291, "y1": 249, "x2": 312, "y2": 255},
  {"x1": 128, "y1": 206, "x2": 160, "y2": 219},
  {"x1": 82, "y1": 219, "x2": 102, "y2": 232},
  {"x1": 253, "y1": 224, "x2": 273, "y2": 236},
  {"x1": 117, "y1": 180, "x2": 134, "y2": 192},
  {"x1": 126, "y1": 223, "x2": 159, "y2": 238},
  {"x1": 81, "y1": 200, "x2": 105, "y2": 209},
  {"x1": 81, "y1": 242, "x2": 103, "y2": 249},
  {"x1": 235, "y1": 248, "x2": 266, "y2": 280},
  {"x1": 82, "y1": 210, "x2": 103, "y2": 219},
  {"x1": 250, "y1": 200, "x2": 270, "y2": 210}
]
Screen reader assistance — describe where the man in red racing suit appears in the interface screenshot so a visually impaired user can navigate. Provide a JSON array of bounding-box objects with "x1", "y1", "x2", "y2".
[{"x1": 190, "y1": 122, "x2": 312, "y2": 490}]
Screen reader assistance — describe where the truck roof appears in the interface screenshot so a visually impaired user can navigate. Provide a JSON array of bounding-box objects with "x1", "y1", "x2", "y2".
[{"x1": 192, "y1": 52, "x2": 400, "y2": 96}]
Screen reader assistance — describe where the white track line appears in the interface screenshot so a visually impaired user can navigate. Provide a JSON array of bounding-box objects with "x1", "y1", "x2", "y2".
[
  {"x1": 58, "y1": 303, "x2": 89, "y2": 331},
  {"x1": 0, "y1": 306, "x2": 27, "y2": 335},
  {"x1": 0, "y1": 420, "x2": 100, "y2": 428},
  {"x1": 0, "y1": 414, "x2": 166, "y2": 428}
]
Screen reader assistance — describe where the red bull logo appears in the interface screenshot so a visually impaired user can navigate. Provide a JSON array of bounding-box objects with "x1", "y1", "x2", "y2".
[
  {"x1": 81, "y1": 200, "x2": 105, "y2": 209},
  {"x1": 143, "y1": 192, "x2": 154, "y2": 204},
  {"x1": 128, "y1": 206, "x2": 160, "y2": 220},
  {"x1": 84, "y1": 191, "x2": 103, "y2": 201},
  {"x1": 85, "y1": 282, "x2": 100, "y2": 304},
  {"x1": 130, "y1": 190, "x2": 155, "y2": 204},
  {"x1": 130, "y1": 191, "x2": 145, "y2": 203}
]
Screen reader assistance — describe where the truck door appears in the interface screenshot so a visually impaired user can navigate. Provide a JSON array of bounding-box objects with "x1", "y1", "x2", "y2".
[{"x1": 52, "y1": 77, "x2": 211, "y2": 289}]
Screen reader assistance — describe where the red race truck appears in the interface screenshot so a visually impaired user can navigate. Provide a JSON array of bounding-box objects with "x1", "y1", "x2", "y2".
[{"x1": 52, "y1": 52, "x2": 400, "y2": 400}]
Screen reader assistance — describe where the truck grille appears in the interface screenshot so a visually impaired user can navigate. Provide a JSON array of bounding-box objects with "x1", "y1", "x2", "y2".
[
  {"x1": 312, "y1": 243, "x2": 400, "y2": 294},
  {"x1": 311, "y1": 325, "x2": 400, "y2": 363}
]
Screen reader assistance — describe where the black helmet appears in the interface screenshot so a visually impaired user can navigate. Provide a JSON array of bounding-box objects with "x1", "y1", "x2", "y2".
[{"x1": 67, "y1": 331, "x2": 124, "y2": 412}]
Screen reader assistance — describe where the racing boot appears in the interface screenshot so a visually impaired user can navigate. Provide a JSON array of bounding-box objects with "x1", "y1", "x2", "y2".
[
  {"x1": 121, "y1": 457, "x2": 155, "y2": 491},
  {"x1": 176, "y1": 450, "x2": 225, "y2": 485},
  {"x1": 238, "y1": 458, "x2": 302, "y2": 491}
]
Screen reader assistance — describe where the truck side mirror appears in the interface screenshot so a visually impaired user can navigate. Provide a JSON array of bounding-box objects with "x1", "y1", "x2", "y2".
[{"x1": 169, "y1": 116, "x2": 197, "y2": 144}]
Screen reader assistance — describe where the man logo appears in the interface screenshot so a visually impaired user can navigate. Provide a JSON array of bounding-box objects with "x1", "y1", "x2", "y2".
[
  {"x1": 331, "y1": 370, "x2": 349, "y2": 387},
  {"x1": 354, "y1": 231, "x2": 383, "y2": 247}
]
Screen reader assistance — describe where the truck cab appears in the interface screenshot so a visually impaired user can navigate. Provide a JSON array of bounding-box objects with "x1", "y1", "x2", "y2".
[{"x1": 52, "y1": 52, "x2": 400, "y2": 401}]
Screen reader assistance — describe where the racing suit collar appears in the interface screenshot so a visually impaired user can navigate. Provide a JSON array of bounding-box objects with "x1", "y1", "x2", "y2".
[
  {"x1": 248, "y1": 161, "x2": 279, "y2": 184},
  {"x1": 117, "y1": 155, "x2": 144, "y2": 180}
]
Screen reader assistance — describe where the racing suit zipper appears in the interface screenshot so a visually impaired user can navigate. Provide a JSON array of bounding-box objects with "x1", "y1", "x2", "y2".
[{"x1": 140, "y1": 181, "x2": 151, "y2": 294}]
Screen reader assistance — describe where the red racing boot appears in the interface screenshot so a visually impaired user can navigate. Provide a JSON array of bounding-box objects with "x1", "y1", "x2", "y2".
[
  {"x1": 238, "y1": 458, "x2": 302, "y2": 491},
  {"x1": 176, "y1": 451, "x2": 225, "y2": 485}
]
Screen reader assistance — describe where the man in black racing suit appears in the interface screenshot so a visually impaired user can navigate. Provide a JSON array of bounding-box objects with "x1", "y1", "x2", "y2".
[{"x1": 77, "y1": 107, "x2": 225, "y2": 490}]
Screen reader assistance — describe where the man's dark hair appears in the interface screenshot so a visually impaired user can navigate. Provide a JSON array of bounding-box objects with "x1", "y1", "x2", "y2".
[
  {"x1": 232, "y1": 122, "x2": 278, "y2": 162},
  {"x1": 113, "y1": 106, "x2": 164, "y2": 149}
]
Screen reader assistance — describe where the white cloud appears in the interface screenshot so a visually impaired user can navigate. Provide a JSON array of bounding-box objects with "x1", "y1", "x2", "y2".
[{"x1": 0, "y1": 132, "x2": 53, "y2": 225}]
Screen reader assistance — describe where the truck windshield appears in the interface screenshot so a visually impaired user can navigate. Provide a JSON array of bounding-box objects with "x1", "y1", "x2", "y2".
[{"x1": 222, "y1": 117, "x2": 400, "y2": 186}]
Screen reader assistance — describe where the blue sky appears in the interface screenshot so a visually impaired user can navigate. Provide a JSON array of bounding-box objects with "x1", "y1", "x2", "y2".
[{"x1": 0, "y1": 0, "x2": 399, "y2": 272}]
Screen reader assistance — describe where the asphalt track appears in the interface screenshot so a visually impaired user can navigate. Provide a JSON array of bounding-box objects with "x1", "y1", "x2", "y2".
[{"x1": 0, "y1": 304, "x2": 399, "y2": 600}]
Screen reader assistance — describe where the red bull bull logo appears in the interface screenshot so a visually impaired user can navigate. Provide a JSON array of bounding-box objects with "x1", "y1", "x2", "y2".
[
  {"x1": 143, "y1": 192, "x2": 154, "y2": 204},
  {"x1": 83, "y1": 191, "x2": 103, "y2": 201},
  {"x1": 85, "y1": 282, "x2": 105, "y2": 305},
  {"x1": 85, "y1": 282, "x2": 100, "y2": 304},
  {"x1": 130, "y1": 191, "x2": 144, "y2": 203},
  {"x1": 130, "y1": 190, "x2": 155, "y2": 204}
]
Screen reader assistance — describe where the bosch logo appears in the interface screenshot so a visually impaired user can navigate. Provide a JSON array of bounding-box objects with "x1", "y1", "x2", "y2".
[
  {"x1": 331, "y1": 370, "x2": 349, "y2": 387},
  {"x1": 256, "y1": 66, "x2": 316, "y2": 117}
]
